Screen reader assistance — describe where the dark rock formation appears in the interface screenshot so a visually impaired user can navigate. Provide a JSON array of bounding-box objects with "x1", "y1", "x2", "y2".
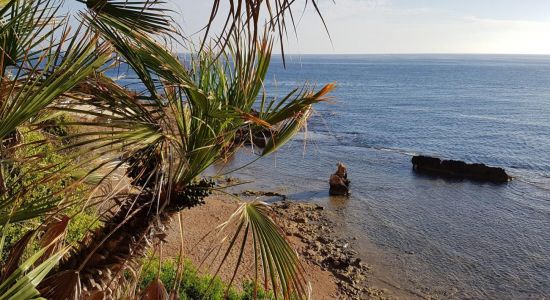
[
  {"x1": 234, "y1": 127, "x2": 270, "y2": 148},
  {"x1": 233, "y1": 110, "x2": 273, "y2": 148},
  {"x1": 329, "y1": 163, "x2": 351, "y2": 195},
  {"x1": 234, "y1": 189, "x2": 287, "y2": 200},
  {"x1": 412, "y1": 155, "x2": 511, "y2": 183}
]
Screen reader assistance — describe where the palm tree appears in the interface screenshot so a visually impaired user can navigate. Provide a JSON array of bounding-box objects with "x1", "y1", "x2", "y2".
[{"x1": 0, "y1": 0, "x2": 333, "y2": 299}]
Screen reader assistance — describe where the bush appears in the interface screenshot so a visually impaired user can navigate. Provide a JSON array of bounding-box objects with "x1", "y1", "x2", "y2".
[
  {"x1": 39, "y1": 113, "x2": 73, "y2": 138},
  {"x1": 0, "y1": 126, "x2": 98, "y2": 260},
  {"x1": 140, "y1": 258, "x2": 275, "y2": 300}
]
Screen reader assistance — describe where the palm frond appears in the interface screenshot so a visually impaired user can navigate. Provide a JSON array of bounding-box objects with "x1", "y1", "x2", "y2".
[
  {"x1": 0, "y1": 246, "x2": 67, "y2": 300},
  {"x1": 0, "y1": 0, "x2": 65, "y2": 72},
  {"x1": 0, "y1": 221, "x2": 68, "y2": 300},
  {"x1": 205, "y1": 201, "x2": 309, "y2": 300},
  {"x1": 140, "y1": 278, "x2": 168, "y2": 300},
  {"x1": 84, "y1": 16, "x2": 187, "y2": 100},
  {"x1": 260, "y1": 83, "x2": 335, "y2": 155},
  {"x1": 81, "y1": 0, "x2": 173, "y2": 34},
  {"x1": 203, "y1": 0, "x2": 332, "y2": 63},
  {"x1": 0, "y1": 230, "x2": 34, "y2": 281},
  {"x1": 0, "y1": 33, "x2": 111, "y2": 139}
]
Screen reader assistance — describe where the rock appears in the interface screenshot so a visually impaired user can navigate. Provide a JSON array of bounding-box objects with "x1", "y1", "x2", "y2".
[
  {"x1": 295, "y1": 216, "x2": 308, "y2": 223},
  {"x1": 294, "y1": 232, "x2": 305, "y2": 239},
  {"x1": 238, "y1": 189, "x2": 287, "y2": 199},
  {"x1": 314, "y1": 241, "x2": 323, "y2": 250},
  {"x1": 352, "y1": 273, "x2": 366, "y2": 285},
  {"x1": 306, "y1": 249, "x2": 318, "y2": 257},
  {"x1": 317, "y1": 236, "x2": 330, "y2": 244},
  {"x1": 411, "y1": 155, "x2": 511, "y2": 183},
  {"x1": 329, "y1": 162, "x2": 351, "y2": 195},
  {"x1": 270, "y1": 199, "x2": 371, "y2": 299}
]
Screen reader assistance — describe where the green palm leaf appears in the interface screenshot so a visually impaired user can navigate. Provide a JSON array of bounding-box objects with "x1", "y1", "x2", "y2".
[
  {"x1": 81, "y1": 0, "x2": 172, "y2": 34},
  {"x1": 0, "y1": 35, "x2": 111, "y2": 139},
  {"x1": 0, "y1": 243, "x2": 68, "y2": 300},
  {"x1": 204, "y1": 201, "x2": 309, "y2": 300}
]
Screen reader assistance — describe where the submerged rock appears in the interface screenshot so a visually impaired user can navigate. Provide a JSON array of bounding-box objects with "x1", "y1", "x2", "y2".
[
  {"x1": 329, "y1": 163, "x2": 351, "y2": 195},
  {"x1": 411, "y1": 155, "x2": 511, "y2": 183}
]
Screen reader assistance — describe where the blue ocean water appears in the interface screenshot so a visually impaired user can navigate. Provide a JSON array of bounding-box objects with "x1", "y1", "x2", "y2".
[{"x1": 222, "y1": 55, "x2": 550, "y2": 299}]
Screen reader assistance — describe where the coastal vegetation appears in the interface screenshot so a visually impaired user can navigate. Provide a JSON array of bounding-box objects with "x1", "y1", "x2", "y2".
[{"x1": 0, "y1": 0, "x2": 332, "y2": 299}]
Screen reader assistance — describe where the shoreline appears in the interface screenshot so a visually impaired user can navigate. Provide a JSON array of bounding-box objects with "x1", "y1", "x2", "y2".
[
  {"x1": 269, "y1": 200, "x2": 384, "y2": 299},
  {"x1": 165, "y1": 190, "x2": 395, "y2": 299}
]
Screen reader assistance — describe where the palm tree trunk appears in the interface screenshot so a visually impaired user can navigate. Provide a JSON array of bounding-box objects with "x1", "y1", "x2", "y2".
[
  {"x1": 40, "y1": 180, "x2": 211, "y2": 299},
  {"x1": 40, "y1": 191, "x2": 174, "y2": 299}
]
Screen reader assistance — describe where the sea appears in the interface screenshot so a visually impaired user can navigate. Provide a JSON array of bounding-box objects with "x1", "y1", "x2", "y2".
[
  {"x1": 111, "y1": 54, "x2": 550, "y2": 299},
  {"x1": 219, "y1": 55, "x2": 550, "y2": 299}
]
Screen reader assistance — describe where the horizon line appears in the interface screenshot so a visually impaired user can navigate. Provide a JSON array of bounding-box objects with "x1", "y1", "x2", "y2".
[
  {"x1": 177, "y1": 51, "x2": 550, "y2": 56},
  {"x1": 269, "y1": 52, "x2": 550, "y2": 56}
]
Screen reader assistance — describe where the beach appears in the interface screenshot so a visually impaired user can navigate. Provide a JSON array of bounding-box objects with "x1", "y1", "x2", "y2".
[{"x1": 163, "y1": 191, "x2": 394, "y2": 299}]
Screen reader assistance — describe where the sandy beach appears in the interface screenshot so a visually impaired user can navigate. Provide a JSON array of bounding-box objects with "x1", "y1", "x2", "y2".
[{"x1": 163, "y1": 193, "x2": 391, "y2": 299}]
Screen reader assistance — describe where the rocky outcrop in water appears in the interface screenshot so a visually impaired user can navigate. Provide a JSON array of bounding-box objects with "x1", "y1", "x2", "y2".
[
  {"x1": 234, "y1": 189, "x2": 287, "y2": 200},
  {"x1": 329, "y1": 163, "x2": 351, "y2": 195},
  {"x1": 234, "y1": 127, "x2": 270, "y2": 148},
  {"x1": 411, "y1": 155, "x2": 511, "y2": 183}
]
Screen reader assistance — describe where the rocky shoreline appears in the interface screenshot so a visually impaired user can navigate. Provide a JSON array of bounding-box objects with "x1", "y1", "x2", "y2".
[
  {"x1": 269, "y1": 200, "x2": 390, "y2": 299},
  {"x1": 166, "y1": 179, "x2": 394, "y2": 299}
]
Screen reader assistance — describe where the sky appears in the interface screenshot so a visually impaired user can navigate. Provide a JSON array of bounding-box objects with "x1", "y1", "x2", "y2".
[
  {"x1": 68, "y1": 0, "x2": 550, "y2": 54},
  {"x1": 167, "y1": 0, "x2": 550, "y2": 54}
]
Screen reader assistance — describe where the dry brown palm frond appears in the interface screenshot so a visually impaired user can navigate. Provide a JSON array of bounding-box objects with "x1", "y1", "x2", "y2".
[
  {"x1": 141, "y1": 278, "x2": 169, "y2": 300},
  {"x1": 0, "y1": 215, "x2": 70, "y2": 282},
  {"x1": 0, "y1": 231, "x2": 35, "y2": 282},
  {"x1": 38, "y1": 215, "x2": 70, "y2": 263}
]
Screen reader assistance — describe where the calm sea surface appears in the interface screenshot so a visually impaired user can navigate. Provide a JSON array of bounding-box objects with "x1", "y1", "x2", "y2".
[{"x1": 220, "y1": 55, "x2": 550, "y2": 299}]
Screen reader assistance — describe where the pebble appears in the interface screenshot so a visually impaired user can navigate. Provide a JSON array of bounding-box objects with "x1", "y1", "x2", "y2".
[{"x1": 271, "y1": 201, "x2": 374, "y2": 299}]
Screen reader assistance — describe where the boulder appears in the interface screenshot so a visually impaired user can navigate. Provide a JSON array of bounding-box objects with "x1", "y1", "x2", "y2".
[
  {"x1": 411, "y1": 155, "x2": 511, "y2": 183},
  {"x1": 329, "y1": 163, "x2": 350, "y2": 195},
  {"x1": 234, "y1": 127, "x2": 270, "y2": 148}
]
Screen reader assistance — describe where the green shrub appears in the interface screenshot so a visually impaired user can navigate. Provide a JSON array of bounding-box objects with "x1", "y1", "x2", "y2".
[
  {"x1": 241, "y1": 281, "x2": 276, "y2": 300},
  {"x1": 39, "y1": 113, "x2": 73, "y2": 138},
  {"x1": 140, "y1": 258, "x2": 275, "y2": 300},
  {"x1": 65, "y1": 207, "x2": 102, "y2": 245},
  {"x1": 0, "y1": 126, "x2": 97, "y2": 260}
]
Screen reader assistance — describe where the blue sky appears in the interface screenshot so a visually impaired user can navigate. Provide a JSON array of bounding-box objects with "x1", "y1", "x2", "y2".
[{"x1": 68, "y1": 0, "x2": 550, "y2": 54}]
